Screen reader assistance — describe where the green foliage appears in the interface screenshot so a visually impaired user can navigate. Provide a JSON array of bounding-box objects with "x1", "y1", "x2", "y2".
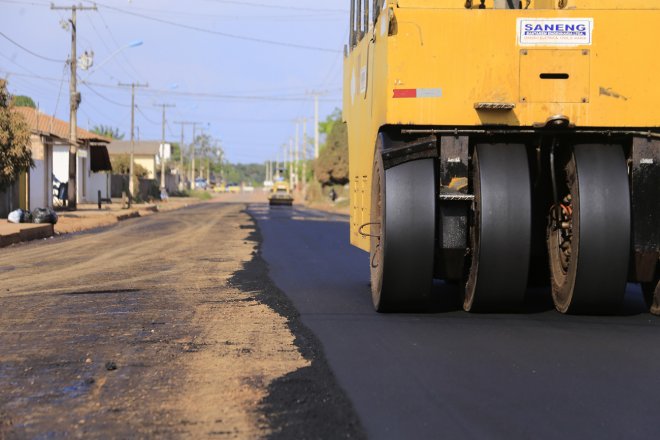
[
  {"x1": 12, "y1": 95, "x2": 36, "y2": 108},
  {"x1": 319, "y1": 108, "x2": 342, "y2": 136},
  {"x1": 315, "y1": 115, "x2": 349, "y2": 186},
  {"x1": 91, "y1": 125, "x2": 124, "y2": 140},
  {"x1": 170, "y1": 142, "x2": 181, "y2": 163},
  {"x1": 0, "y1": 80, "x2": 33, "y2": 191},
  {"x1": 221, "y1": 163, "x2": 265, "y2": 186},
  {"x1": 190, "y1": 189, "x2": 212, "y2": 200},
  {"x1": 110, "y1": 154, "x2": 149, "y2": 177}
]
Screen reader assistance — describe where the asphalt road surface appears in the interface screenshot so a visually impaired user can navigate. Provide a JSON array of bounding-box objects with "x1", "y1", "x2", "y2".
[{"x1": 251, "y1": 203, "x2": 660, "y2": 440}]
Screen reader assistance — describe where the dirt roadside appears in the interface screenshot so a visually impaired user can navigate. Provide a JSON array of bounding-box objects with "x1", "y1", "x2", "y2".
[{"x1": 0, "y1": 201, "x2": 363, "y2": 439}]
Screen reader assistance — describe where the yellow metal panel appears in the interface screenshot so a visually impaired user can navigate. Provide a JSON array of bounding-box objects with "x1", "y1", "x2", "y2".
[
  {"x1": 396, "y1": 0, "x2": 660, "y2": 9},
  {"x1": 344, "y1": 2, "x2": 660, "y2": 252},
  {"x1": 519, "y1": 49, "x2": 590, "y2": 103}
]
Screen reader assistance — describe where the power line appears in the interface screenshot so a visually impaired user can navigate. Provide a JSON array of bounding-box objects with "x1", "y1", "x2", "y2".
[
  {"x1": 136, "y1": 105, "x2": 159, "y2": 125},
  {"x1": 0, "y1": 31, "x2": 65, "y2": 63},
  {"x1": 1, "y1": 71, "x2": 341, "y2": 102},
  {"x1": 0, "y1": 0, "x2": 50, "y2": 6},
  {"x1": 200, "y1": 0, "x2": 347, "y2": 13},
  {"x1": 94, "y1": 9, "x2": 144, "y2": 80},
  {"x1": 90, "y1": 1, "x2": 341, "y2": 53},
  {"x1": 79, "y1": 80, "x2": 130, "y2": 107},
  {"x1": 86, "y1": 14, "x2": 137, "y2": 81}
]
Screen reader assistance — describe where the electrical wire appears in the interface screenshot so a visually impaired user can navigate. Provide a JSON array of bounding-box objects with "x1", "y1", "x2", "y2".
[
  {"x1": 79, "y1": 80, "x2": 131, "y2": 108},
  {"x1": 90, "y1": 1, "x2": 341, "y2": 53},
  {"x1": 86, "y1": 14, "x2": 136, "y2": 81},
  {"x1": 0, "y1": 31, "x2": 65, "y2": 63},
  {"x1": 136, "y1": 105, "x2": 160, "y2": 125},
  {"x1": 94, "y1": 8, "x2": 145, "y2": 81},
  {"x1": 200, "y1": 0, "x2": 347, "y2": 13},
  {"x1": 51, "y1": 63, "x2": 68, "y2": 122}
]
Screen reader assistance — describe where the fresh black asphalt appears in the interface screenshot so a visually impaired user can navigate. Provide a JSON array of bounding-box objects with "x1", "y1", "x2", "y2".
[{"x1": 250, "y1": 203, "x2": 660, "y2": 440}]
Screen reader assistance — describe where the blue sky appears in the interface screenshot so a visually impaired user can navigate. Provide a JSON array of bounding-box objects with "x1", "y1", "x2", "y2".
[{"x1": 0, "y1": 0, "x2": 347, "y2": 163}]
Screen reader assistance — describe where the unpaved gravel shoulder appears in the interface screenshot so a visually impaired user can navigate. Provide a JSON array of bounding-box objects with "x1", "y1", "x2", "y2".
[
  {"x1": 232, "y1": 214, "x2": 365, "y2": 439},
  {"x1": 0, "y1": 202, "x2": 364, "y2": 439}
]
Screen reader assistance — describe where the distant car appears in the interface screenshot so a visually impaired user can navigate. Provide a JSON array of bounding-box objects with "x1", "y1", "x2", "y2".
[
  {"x1": 195, "y1": 178, "x2": 207, "y2": 189},
  {"x1": 242, "y1": 185, "x2": 254, "y2": 192},
  {"x1": 268, "y1": 182, "x2": 294, "y2": 206}
]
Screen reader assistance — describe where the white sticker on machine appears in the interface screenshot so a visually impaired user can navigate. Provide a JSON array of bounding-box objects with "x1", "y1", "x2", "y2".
[{"x1": 517, "y1": 18, "x2": 593, "y2": 46}]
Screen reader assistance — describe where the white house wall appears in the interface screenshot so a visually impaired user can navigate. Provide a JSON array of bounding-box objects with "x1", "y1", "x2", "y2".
[
  {"x1": 87, "y1": 172, "x2": 110, "y2": 203},
  {"x1": 28, "y1": 135, "x2": 53, "y2": 210},
  {"x1": 52, "y1": 145, "x2": 69, "y2": 185}
]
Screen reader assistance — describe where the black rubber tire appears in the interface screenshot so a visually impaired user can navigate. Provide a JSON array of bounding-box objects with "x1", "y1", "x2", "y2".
[
  {"x1": 548, "y1": 144, "x2": 631, "y2": 314},
  {"x1": 370, "y1": 134, "x2": 436, "y2": 312},
  {"x1": 464, "y1": 144, "x2": 532, "y2": 312}
]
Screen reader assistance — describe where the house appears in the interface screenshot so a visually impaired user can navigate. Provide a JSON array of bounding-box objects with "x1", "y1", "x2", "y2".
[
  {"x1": 106, "y1": 140, "x2": 171, "y2": 180},
  {"x1": 13, "y1": 107, "x2": 112, "y2": 207}
]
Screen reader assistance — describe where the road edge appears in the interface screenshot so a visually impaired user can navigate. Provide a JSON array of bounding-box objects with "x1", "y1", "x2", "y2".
[{"x1": 228, "y1": 206, "x2": 366, "y2": 439}]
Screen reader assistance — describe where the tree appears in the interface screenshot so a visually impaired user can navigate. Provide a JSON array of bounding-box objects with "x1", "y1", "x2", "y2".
[
  {"x1": 91, "y1": 125, "x2": 124, "y2": 140},
  {"x1": 314, "y1": 113, "x2": 348, "y2": 186},
  {"x1": 318, "y1": 108, "x2": 342, "y2": 138},
  {"x1": 12, "y1": 95, "x2": 36, "y2": 108},
  {"x1": 110, "y1": 154, "x2": 148, "y2": 177},
  {"x1": 0, "y1": 80, "x2": 33, "y2": 191}
]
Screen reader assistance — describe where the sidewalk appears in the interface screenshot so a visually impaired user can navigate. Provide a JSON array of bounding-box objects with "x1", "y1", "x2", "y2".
[{"x1": 0, "y1": 197, "x2": 198, "y2": 248}]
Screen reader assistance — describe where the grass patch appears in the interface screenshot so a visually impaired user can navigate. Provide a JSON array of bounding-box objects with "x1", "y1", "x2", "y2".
[{"x1": 190, "y1": 190, "x2": 212, "y2": 200}]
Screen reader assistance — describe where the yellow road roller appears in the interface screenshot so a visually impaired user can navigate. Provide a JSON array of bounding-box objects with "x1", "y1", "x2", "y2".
[
  {"x1": 343, "y1": 0, "x2": 660, "y2": 314},
  {"x1": 268, "y1": 181, "x2": 294, "y2": 206}
]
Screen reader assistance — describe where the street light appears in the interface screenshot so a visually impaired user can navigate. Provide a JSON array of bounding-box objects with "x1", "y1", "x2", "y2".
[{"x1": 83, "y1": 40, "x2": 143, "y2": 77}]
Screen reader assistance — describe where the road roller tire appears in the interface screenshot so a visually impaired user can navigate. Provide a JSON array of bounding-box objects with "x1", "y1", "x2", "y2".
[
  {"x1": 464, "y1": 144, "x2": 532, "y2": 312},
  {"x1": 370, "y1": 134, "x2": 435, "y2": 312},
  {"x1": 547, "y1": 144, "x2": 631, "y2": 314}
]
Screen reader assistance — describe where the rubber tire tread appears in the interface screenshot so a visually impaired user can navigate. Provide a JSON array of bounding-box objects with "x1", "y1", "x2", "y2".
[
  {"x1": 370, "y1": 139, "x2": 435, "y2": 312},
  {"x1": 464, "y1": 144, "x2": 531, "y2": 311},
  {"x1": 552, "y1": 144, "x2": 631, "y2": 314}
]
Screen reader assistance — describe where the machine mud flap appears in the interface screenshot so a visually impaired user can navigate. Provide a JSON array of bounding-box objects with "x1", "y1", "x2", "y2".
[{"x1": 631, "y1": 137, "x2": 660, "y2": 282}]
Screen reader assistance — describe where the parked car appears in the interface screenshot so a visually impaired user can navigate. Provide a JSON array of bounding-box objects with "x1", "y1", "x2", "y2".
[{"x1": 195, "y1": 178, "x2": 207, "y2": 189}]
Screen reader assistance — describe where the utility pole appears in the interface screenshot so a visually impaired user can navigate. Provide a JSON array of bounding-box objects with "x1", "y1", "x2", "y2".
[
  {"x1": 173, "y1": 121, "x2": 201, "y2": 189},
  {"x1": 308, "y1": 91, "x2": 324, "y2": 159},
  {"x1": 301, "y1": 117, "x2": 308, "y2": 196},
  {"x1": 155, "y1": 103, "x2": 175, "y2": 191},
  {"x1": 288, "y1": 138, "x2": 294, "y2": 189},
  {"x1": 118, "y1": 82, "x2": 148, "y2": 203},
  {"x1": 51, "y1": 3, "x2": 97, "y2": 209},
  {"x1": 294, "y1": 120, "x2": 300, "y2": 190}
]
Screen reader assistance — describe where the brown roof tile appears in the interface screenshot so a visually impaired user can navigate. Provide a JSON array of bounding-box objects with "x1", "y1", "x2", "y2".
[{"x1": 13, "y1": 107, "x2": 111, "y2": 144}]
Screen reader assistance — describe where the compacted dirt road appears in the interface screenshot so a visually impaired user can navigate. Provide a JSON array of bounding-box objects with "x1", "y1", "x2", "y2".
[{"x1": 0, "y1": 200, "x2": 362, "y2": 439}]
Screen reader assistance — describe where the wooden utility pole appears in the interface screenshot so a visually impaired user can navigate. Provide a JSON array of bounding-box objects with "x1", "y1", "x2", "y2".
[
  {"x1": 51, "y1": 3, "x2": 97, "y2": 209},
  {"x1": 173, "y1": 121, "x2": 201, "y2": 189},
  {"x1": 155, "y1": 103, "x2": 175, "y2": 190},
  {"x1": 288, "y1": 139, "x2": 293, "y2": 189},
  {"x1": 301, "y1": 117, "x2": 308, "y2": 196},
  {"x1": 307, "y1": 91, "x2": 324, "y2": 159},
  {"x1": 118, "y1": 82, "x2": 148, "y2": 203},
  {"x1": 294, "y1": 120, "x2": 300, "y2": 190}
]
